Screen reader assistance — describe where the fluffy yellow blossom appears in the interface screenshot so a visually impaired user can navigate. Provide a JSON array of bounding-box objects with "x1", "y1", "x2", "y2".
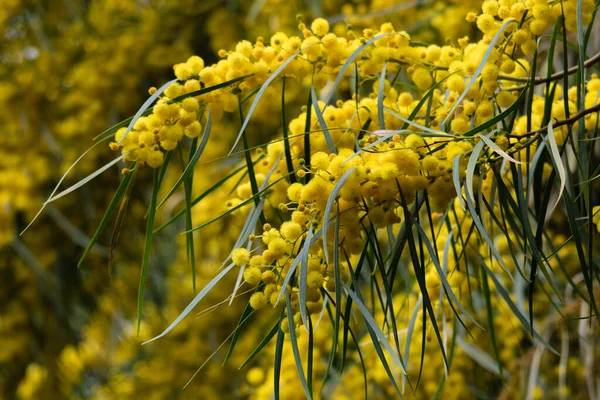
[{"x1": 231, "y1": 248, "x2": 251, "y2": 266}]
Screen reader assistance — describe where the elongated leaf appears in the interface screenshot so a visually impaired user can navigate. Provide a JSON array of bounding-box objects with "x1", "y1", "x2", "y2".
[
  {"x1": 239, "y1": 320, "x2": 280, "y2": 369},
  {"x1": 158, "y1": 110, "x2": 212, "y2": 208},
  {"x1": 546, "y1": 122, "x2": 566, "y2": 214},
  {"x1": 385, "y1": 107, "x2": 455, "y2": 137},
  {"x1": 46, "y1": 154, "x2": 127, "y2": 204},
  {"x1": 478, "y1": 256, "x2": 558, "y2": 355},
  {"x1": 172, "y1": 74, "x2": 253, "y2": 103},
  {"x1": 229, "y1": 258, "x2": 247, "y2": 306},
  {"x1": 278, "y1": 225, "x2": 314, "y2": 306},
  {"x1": 480, "y1": 135, "x2": 522, "y2": 164},
  {"x1": 78, "y1": 165, "x2": 136, "y2": 267},
  {"x1": 286, "y1": 293, "x2": 313, "y2": 400},
  {"x1": 342, "y1": 283, "x2": 406, "y2": 374},
  {"x1": 441, "y1": 19, "x2": 516, "y2": 128},
  {"x1": 119, "y1": 79, "x2": 177, "y2": 144},
  {"x1": 465, "y1": 133, "x2": 492, "y2": 204},
  {"x1": 455, "y1": 335, "x2": 508, "y2": 378},
  {"x1": 136, "y1": 170, "x2": 160, "y2": 333},
  {"x1": 324, "y1": 33, "x2": 394, "y2": 108},
  {"x1": 325, "y1": 206, "x2": 342, "y2": 378},
  {"x1": 281, "y1": 77, "x2": 296, "y2": 183},
  {"x1": 22, "y1": 137, "x2": 113, "y2": 234},
  {"x1": 228, "y1": 48, "x2": 307, "y2": 155},
  {"x1": 414, "y1": 224, "x2": 482, "y2": 329},
  {"x1": 299, "y1": 227, "x2": 311, "y2": 331},
  {"x1": 464, "y1": 184, "x2": 514, "y2": 278},
  {"x1": 310, "y1": 87, "x2": 336, "y2": 154},
  {"x1": 322, "y1": 167, "x2": 356, "y2": 263},
  {"x1": 402, "y1": 296, "x2": 422, "y2": 394},
  {"x1": 452, "y1": 155, "x2": 466, "y2": 211},
  {"x1": 153, "y1": 164, "x2": 249, "y2": 234},
  {"x1": 378, "y1": 62, "x2": 388, "y2": 130},
  {"x1": 223, "y1": 299, "x2": 253, "y2": 362},
  {"x1": 143, "y1": 262, "x2": 237, "y2": 344},
  {"x1": 481, "y1": 265, "x2": 504, "y2": 380},
  {"x1": 274, "y1": 320, "x2": 285, "y2": 400}
]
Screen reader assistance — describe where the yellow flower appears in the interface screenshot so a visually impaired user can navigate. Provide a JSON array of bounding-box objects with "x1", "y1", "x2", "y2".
[{"x1": 231, "y1": 248, "x2": 251, "y2": 266}]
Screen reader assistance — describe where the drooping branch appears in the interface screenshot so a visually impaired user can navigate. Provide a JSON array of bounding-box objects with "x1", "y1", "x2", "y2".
[
  {"x1": 498, "y1": 51, "x2": 600, "y2": 84},
  {"x1": 507, "y1": 102, "x2": 600, "y2": 139}
]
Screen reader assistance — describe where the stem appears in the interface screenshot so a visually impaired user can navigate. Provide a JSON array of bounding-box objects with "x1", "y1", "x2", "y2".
[{"x1": 507, "y1": 102, "x2": 600, "y2": 138}]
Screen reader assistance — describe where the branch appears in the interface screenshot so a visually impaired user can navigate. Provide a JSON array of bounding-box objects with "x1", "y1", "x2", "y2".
[
  {"x1": 499, "y1": 51, "x2": 600, "y2": 84},
  {"x1": 507, "y1": 103, "x2": 600, "y2": 139}
]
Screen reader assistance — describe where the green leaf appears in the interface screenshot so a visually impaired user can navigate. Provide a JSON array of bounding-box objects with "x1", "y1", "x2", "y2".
[
  {"x1": 378, "y1": 62, "x2": 388, "y2": 130},
  {"x1": 142, "y1": 262, "x2": 237, "y2": 344},
  {"x1": 465, "y1": 133, "x2": 490, "y2": 205},
  {"x1": 45, "y1": 154, "x2": 127, "y2": 205},
  {"x1": 452, "y1": 155, "x2": 466, "y2": 211},
  {"x1": 239, "y1": 319, "x2": 280, "y2": 369},
  {"x1": 78, "y1": 164, "x2": 136, "y2": 268},
  {"x1": 281, "y1": 76, "x2": 297, "y2": 183},
  {"x1": 172, "y1": 74, "x2": 253, "y2": 103},
  {"x1": 481, "y1": 265, "x2": 504, "y2": 381},
  {"x1": 342, "y1": 283, "x2": 407, "y2": 374},
  {"x1": 157, "y1": 110, "x2": 212, "y2": 209},
  {"x1": 137, "y1": 169, "x2": 161, "y2": 334},
  {"x1": 304, "y1": 84, "x2": 313, "y2": 182},
  {"x1": 480, "y1": 135, "x2": 522, "y2": 164},
  {"x1": 323, "y1": 33, "x2": 394, "y2": 109},
  {"x1": 119, "y1": 78, "x2": 177, "y2": 144},
  {"x1": 153, "y1": 164, "x2": 249, "y2": 234},
  {"x1": 402, "y1": 296, "x2": 422, "y2": 394},
  {"x1": 455, "y1": 335, "x2": 508, "y2": 378},
  {"x1": 285, "y1": 293, "x2": 313, "y2": 400},
  {"x1": 545, "y1": 122, "x2": 566, "y2": 214},
  {"x1": 228, "y1": 48, "x2": 306, "y2": 155},
  {"x1": 310, "y1": 86, "x2": 337, "y2": 154},
  {"x1": 441, "y1": 19, "x2": 517, "y2": 128},
  {"x1": 384, "y1": 107, "x2": 456, "y2": 137},
  {"x1": 274, "y1": 320, "x2": 285, "y2": 400},
  {"x1": 414, "y1": 225, "x2": 482, "y2": 329},
  {"x1": 322, "y1": 167, "x2": 356, "y2": 263},
  {"x1": 278, "y1": 225, "x2": 314, "y2": 306},
  {"x1": 223, "y1": 300, "x2": 254, "y2": 363},
  {"x1": 464, "y1": 181, "x2": 514, "y2": 278},
  {"x1": 478, "y1": 256, "x2": 558, "y2": 355},
  {"x1": 21, "y1": 136, "x2": 114, "y2": 234},
  {"x1": 299, "y1": 226, "x2": 312, "y2": 331}
]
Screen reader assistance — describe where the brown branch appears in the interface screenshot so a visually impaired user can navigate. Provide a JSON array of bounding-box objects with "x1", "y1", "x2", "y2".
[
  {"x1": 507, "y1": 102, "x2": 600, "y2": 139},
  {"x1": 499, "y1": 51, "x2": 600, "y2": 84}
]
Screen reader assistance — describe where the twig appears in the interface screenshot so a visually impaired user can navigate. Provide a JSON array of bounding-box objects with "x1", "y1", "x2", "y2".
[
  {"x1": 507, "y1": 103, "x2": 600, "y2": 138},
  {"x1": 499, "y1": 51, "x2": 600, "y2": 84}
]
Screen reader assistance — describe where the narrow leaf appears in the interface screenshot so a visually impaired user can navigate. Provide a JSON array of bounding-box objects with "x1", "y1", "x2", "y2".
[{"x1": 143, "y1": 262, "x2": 237, "y2": 344}]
